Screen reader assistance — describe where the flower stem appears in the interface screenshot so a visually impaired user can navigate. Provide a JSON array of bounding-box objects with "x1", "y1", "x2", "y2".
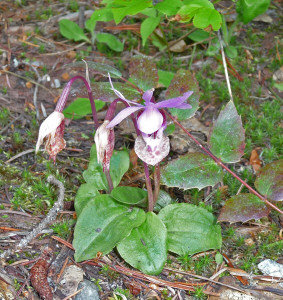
[
  {"x1": 144, "y1": 162, "x2": 154, "y2": 212},
  {"x1": 153, "y1": 164, "x2": 160, "y2": 205},
  {"x1": 166, "y1": 112, "x2": 283, "y2": 215},
  {"x1": 55, "y1": 75, "x2": 99, "y2": 129},
  {"x1": 105, "y1": 168, "x2": 114, "y2": 193}
]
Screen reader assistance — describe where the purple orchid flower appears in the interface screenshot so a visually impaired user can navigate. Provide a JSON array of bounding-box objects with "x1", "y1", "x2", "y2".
[{"x1": 106, "y1": 75, "x2": 193, "y2": 135}]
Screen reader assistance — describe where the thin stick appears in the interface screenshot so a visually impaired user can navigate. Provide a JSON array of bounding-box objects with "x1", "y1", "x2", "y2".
[
  {"x1": 1, "y1": 70, "x2": 56, "y2": 97},
  {"x1": 166, "y1": 112, "x2": 283, "y2": 215},
  {"x1": 218, "y1": 31, "x2": 233, "y2": 102},
  {"x1": 41, "y1": 42, "x2": 86, "y2": 56},
  {"x1": 5, "y1": 149, "x2": 35, "y2": 164},
  {"x1": 0, "y1": 176, "x2": 65, "y2": 259}
]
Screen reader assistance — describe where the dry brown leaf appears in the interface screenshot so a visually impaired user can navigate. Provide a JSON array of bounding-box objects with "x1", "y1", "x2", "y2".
[{"x1": 249, "y1": 149, "x2": 262, "y2": 172}]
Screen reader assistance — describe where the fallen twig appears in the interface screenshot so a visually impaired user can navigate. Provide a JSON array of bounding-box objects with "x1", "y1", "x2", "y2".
[
  {"x1": 5, "y1": 149, "x2": 35, "y2": 164},
  {"x1": 0, "y1": 176, "x2": 65, "y2": 260}
]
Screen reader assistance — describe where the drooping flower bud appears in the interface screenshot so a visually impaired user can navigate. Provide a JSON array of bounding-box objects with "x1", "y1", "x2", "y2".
[
  {"x1": 94, "y1": 120, "x2": 115, "y2": 171},
  {"x1": 36, "y1": 111, "x2": 66, "y2": 162}
]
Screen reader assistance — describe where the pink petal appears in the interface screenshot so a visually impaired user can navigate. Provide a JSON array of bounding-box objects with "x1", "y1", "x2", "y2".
[
  {"x1": 137, "y1": 107, "x2": 164, "y2": 134},
  {"x1": 142, "y1": 89, "x2": 154, "y2": 105},
  {"x1": 106, "y1": 106, "x2": 142, "y2": 128},
  {"x1": 154, "y1": 91, "x2": 193, "y2": 109}
]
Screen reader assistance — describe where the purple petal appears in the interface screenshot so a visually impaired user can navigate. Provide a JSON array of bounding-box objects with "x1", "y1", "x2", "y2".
[
  {"x1": 142, "y1": 89, "x2": 154, "y2": 105},
  {"x1": 137, "y1": 107, "x2": 163, "y2": 134},
  {"x1": 106, "y1": 106, "x2": 142, "y2": 128},
  {"x1": 175, "y1": 103, "x2": 192, "y2": 109},
  {"x1": 154, "y1": 91, "x2": 193, "y2": 109}
]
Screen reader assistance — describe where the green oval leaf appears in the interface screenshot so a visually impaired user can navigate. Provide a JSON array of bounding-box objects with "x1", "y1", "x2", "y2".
[
  {"x1": 254, "y1": 160, "x2": 283, "y2": 201},
  {"x1": 117, "y1": 212, "x2": 167, "y2": 275},
  {"x1": 158, "y1": 70, "x2": 175, "y2": 88},
  {"x1": 165, "y1": 69, "x2": 200, "y2": 120},
  {"x1": 159, "y1": 203, "x2": 221, "y2": 256},
  {"x1": 193, "y1": 8, "x2": 222, "y2": 31},
  {"x1": 218, "y1": 193, "x2": 270, "y2": 223},
  {"x1": 75, "y1": 183, "x2": 100, "y2": 217},
  {"x1": 155, "y1": 0, "x2": 183, "y2": 15},
  {"x1": 141, "y1": 16, "x2": 161, "y2": 46},
  {"x1": 59, "y1": 19, "x2": 90, "y2": 43},
  {"x1": 208, "y1": 101, "x2": 245, "y2": 163},
  {"x1": 96, "y1": 33, "x2": 124, "y2": 52},
  {"x1": 161, "y1": 152, "x2": 223, "y2": 190},
  {"x1": 63, "y1": 98, "x2": 105, "y2": 120},
  {"x1": 83, "y1": 145, "x2": 130, "y2": 190},
  {"x1": 111, "y1": 186, "x2": 148, "y2": 205},
  {"x1": 129, "y1": 56, "x2": 159, "y2": 91},
  {"x1": 73, "y1": 195, "x2": 145, "y2": 262}
]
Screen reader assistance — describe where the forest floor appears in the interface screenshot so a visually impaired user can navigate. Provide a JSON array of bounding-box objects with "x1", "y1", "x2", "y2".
[{"x1": 0, "y1": 0, "x2": 282, "y2": 299}]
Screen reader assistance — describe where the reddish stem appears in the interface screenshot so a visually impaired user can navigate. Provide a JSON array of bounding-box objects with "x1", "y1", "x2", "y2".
[
  {"x1": 55, "y1": 75, "x2": 99, "y2": 129},
  {"x1": 153, "y1": 164, "x2": 160, "y2": 205},
  {"x1": 144, "y1": 162, "x2": 154, "y2": 212},
  {"x1": 166, "y1": 112, "x2": 283, "y2": 215}
]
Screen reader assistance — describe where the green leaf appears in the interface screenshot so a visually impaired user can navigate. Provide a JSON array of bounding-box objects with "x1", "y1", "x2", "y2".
[
  {"x1": 141, "y1": 16, "x2": 161, "y2": 46},
  {"x1": 177, "y1": 0, "x2": 214, "y2": 23},
  {"x1": 154, "y1": 190, "x2": 173, "y2": 213},
  {"x1": 254, "y1": 160, "x2": 283, "y2": 201},
  {"x1": 83, "y1": 145, "x2": 130, "y2": 190},
  {"x1": 75, "y1": 183, "x2": 100, "y2": 217},
  {"x1": 86, "y1": 7, "x2": 114, "y2": 32},
  {"x1": 155, "y1": 0, "x2": 183, "y2": 15},
  {"x1": 129, "y1": 56, "x2": 159, "y2": 91},
  {"x1": 188, "y1": 29, "x2": 210, "y2": 42},
  {"x1": 218, "y1": 194, "x2": 270, "y2": 223},
  {"x1": 112, "y1": 0, "x2": 152, "y2": 24},
  {"x1": 274, "y1": 82, "x2": 283, "y2": 91},
  {"x1": 236, "y1": 0, "x2": 270, "y2": 24},
  {"x1": 193, "y1": 8, "x2": 222, "y2": 31},
  {"x1": 158, "y1": 70, "x2": 175, "y2": 88},
  {"x1": 225, "y1": 45, "x2": 238, "y2": 59},
  {"x1": 59, "y1": 19, "x2": 90, "y2": 43},
  {"x1": 96, "y1": 33, "x2": 124, "y2": 52},
  {"x1": 111, "y1": 186, "x2": 148, "y2": 205},
  {"x1": 63, "y1": 98, "x2": 105, "y2": 120},
  {"x1": 159, "y1": 203, "x2": 222, "y2": 256},
  {"x1": 73, "y1": 195, "x2": 145, "y2": 261},
  {"x1": 208, "y1": 101, "x2": 245, "y2": 163},
  {"x1": 92, "y1": 82, "x2": 140, "y2": 102},
  {"x1": 161, "y1": 152, "x2": 223, "y2": 190},
  {"x1": 165, "y1": 69, "x2": 200, "y2": 120},
  {"x1": 117, "y1": 212, "x2": 167, "y2": 275},
  {"x1": 65, "y1": 61, "x2": 122, "y2": 78}
]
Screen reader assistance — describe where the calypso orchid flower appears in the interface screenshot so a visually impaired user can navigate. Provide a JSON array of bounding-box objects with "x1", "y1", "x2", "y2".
[
  {"x1": 106, "y1": 75, "x2": 193, "y2": 165},
  {"x1": 36, "y1": 75, "x2": 98, "y2": 162}
]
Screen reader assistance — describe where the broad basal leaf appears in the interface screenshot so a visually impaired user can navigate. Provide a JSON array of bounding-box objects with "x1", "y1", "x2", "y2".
[
  {"x1": 236, "y1": 0, "x2": 270, "y2": 24},
  {"x1": 159, "y1": 203, "x2": 222, "y2": 256},
  {"x1": 155, "y1": 0, "x2": 183, "y2": 15},
  {"x1": 117, "y1": 212, "x2": 167, "y2": 275},
  {"x1": 92, "y1": 82, "x2": 140, "y2": 102},
  {"x1": 75, "y1": 183, "x2": 99, "y2": 217},
  {"x1": 208, "y1": 100, "x2": 245, "y2": 163},
  {"x1": 218, "y1": 193, "x2": 270, "y2": 223},
  {"x1": 154, "y1": 190, "x2": 173, "y2": 212},
  {"x1": 83, "y1": 144, "x2": 129, "y2": 190},
  {"x1": 85, "y1": 8, "x2": 114, "y2": 32},
  {"x1": 129, "y1": 56, "x2": 159, "y2": 91},
  {"x1": 59, "y1": 19, "x2": 90, "y2": 43},
  {"x1": 63, "y1": 98, "x2": 105, "y2": 120},
  {"x1": 254, "y1": 160, "x2": 283, "y2": 201},
  {"x1": 96, "y1": 33, "x2": 124, "y2": 52},
  {"x1": 111, "y1": 186, "x2": 148, "y2": 206},
  {"x1": 65, "y1": 61, "x2": 122, "y2": 78},
  {"x1": 165, "y1": 69, "x2": 199, "y2": 120},
  {"x1": 73, "y1": 195, "x2": 145, "y2": 261},
  {"x1": 158, "y1": 70, "x2": 174, "y2": 88},
  {"x1": 161, "y1": 152, "x2": 223, "y2": 190}
]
